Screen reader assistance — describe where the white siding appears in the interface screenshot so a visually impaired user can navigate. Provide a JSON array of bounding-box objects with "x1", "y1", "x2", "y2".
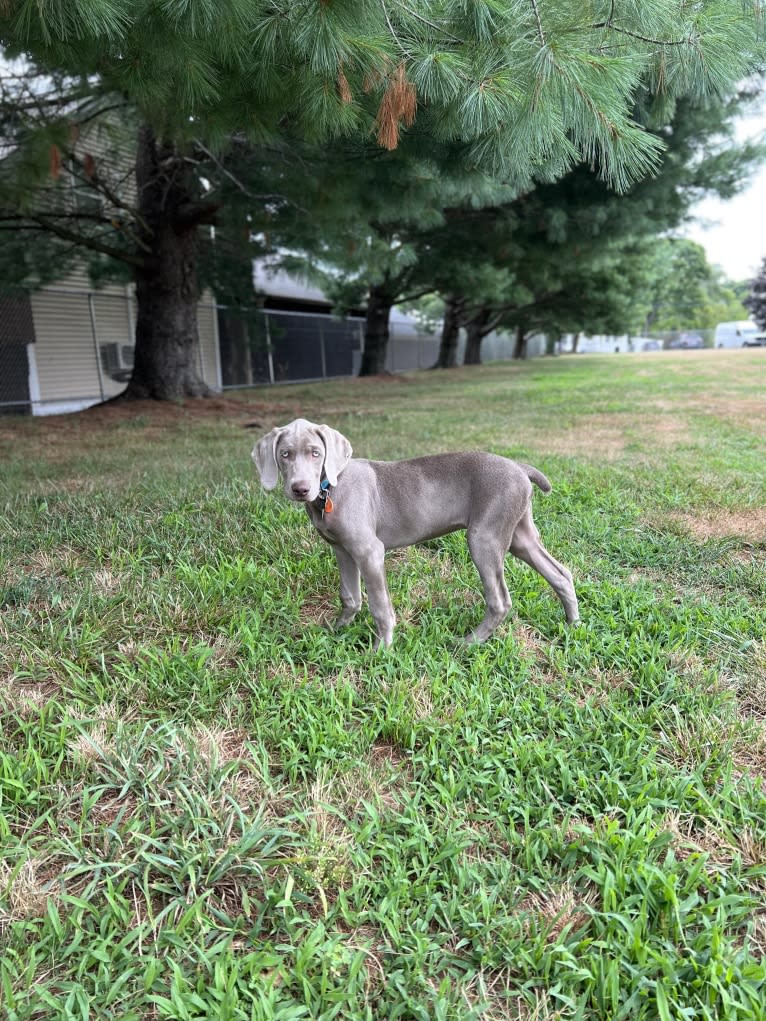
[
  {"x1": 29, "y1": 275, "x2": 221, "y2": 409},
  {"x1": 30, "y1": 286, "x2": 105, "y2": 403}
]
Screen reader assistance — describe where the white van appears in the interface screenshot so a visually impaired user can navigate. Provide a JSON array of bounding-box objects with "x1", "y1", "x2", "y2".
[{"x1": 714, "y1": 320, "x2": 766, "y2": 348}]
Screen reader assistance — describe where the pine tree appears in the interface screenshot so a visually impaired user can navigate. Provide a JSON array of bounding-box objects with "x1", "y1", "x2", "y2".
[
  {"x1": 422, "y1": 85, "x2": 766, "y2": 364},
  {"x1": 270, "y1": 140, "x2": 516, "y2": 374},
  {"x1": 271, "y1": 77, "x2": 765, "y2": 372},
  {"x1": 1, "y1": 1, "x2": 764, "y2": 395}
]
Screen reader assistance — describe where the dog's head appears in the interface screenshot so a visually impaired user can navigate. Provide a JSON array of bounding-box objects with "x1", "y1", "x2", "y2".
[{"x1": 252, "y1": 418, "x2": 353, "y2": 502}]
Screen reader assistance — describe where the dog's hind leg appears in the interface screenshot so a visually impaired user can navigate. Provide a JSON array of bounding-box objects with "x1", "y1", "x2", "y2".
[
  {"x1": 509, "y1": 508, "x2": 579, "y2": 623},
  {"x1": 465, "y1": 526, "x2": 513, "y2": 643}
]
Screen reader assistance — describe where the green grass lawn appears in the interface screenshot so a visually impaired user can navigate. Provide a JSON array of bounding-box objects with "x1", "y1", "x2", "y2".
[{"x1": 1, "y1": 350, "x2": 765, "y2": 1020}]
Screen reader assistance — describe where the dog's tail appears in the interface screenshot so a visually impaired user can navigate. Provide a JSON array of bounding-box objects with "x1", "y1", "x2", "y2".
[{"x1": 521, "y1": 464, "x2": 552, "y2": 493}]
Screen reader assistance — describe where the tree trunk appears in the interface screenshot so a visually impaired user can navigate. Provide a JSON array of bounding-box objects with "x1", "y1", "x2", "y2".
[
  {"x1": 463, "y1": 308, "x2": 492, "y2": 365},
  {"x1": 571, "y1": 331, "x2": 581, "y2": 354},
  {"x1": 512, "y1": 323, "x2": 527, "y2": 360},
  {"x1": 432, "y1": 294, "x2": 464, "y2": 368},
  {"x1": 545, "y1": 330, "x2": 560, "y2": 356},
  {"x1": 359, "y1": 283, "x2": 394, "y2": 376},
  {"x1": 123, "y1": 124, "x2": 211, "y2": 400}
]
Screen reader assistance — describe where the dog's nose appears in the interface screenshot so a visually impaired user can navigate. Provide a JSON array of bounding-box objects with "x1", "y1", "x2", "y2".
[{"x1": 291, "y1": 482, "x2": 310, "y2": 499}]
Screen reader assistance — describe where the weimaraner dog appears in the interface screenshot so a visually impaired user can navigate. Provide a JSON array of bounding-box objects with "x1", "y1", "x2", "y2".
[{"x1": 253, "y1": 418, "x2": 579, "y2": 647}]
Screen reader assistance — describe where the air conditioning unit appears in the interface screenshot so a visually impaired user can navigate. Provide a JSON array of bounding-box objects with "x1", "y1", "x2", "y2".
[{"x1": 100, "y1": 342, "x2": 135, "y2": 382}]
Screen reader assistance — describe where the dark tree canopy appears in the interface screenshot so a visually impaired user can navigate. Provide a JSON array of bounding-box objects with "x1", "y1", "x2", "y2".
[
  {"x1": 6, "y1": 1, "x2": 763, "y2": 189},
  {"x1": 1, "y1": 2, "x2": 765, "y2": 393}
]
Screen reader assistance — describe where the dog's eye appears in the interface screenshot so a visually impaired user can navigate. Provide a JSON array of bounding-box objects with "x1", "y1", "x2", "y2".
[
  {"x1": 311, "y1": 450, "x2": 321, "y2": 458},
  {"x1": 280, "y1": 450, "x2": 289, "y2": 459}
]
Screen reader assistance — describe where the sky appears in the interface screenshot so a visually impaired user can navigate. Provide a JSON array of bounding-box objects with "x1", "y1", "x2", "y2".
[{"x1": 681, "y1": 110, "x2": 766, "y2": 283}]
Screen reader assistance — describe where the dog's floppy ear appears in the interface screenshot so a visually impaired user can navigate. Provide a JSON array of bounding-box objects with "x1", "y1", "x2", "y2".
[
  {"x1": 316, "y1": 424, "x2": 352, "y2": 486},
  {"x1": 252, "y1": 427, "x2": 282, "y2": 490}
]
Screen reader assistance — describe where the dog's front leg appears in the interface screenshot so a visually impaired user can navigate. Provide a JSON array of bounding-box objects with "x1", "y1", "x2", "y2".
[
  {"x1": 354, "y1": 539, "x2": 395, "y2": 648},
  {"x1": 333, "y1": 546, "x2": 362, "y2": 628}
]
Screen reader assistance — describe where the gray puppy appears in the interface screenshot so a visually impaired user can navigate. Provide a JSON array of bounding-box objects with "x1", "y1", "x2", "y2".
[{"x1": 253, "y1": 418, "x2": 579, "y2": 647}]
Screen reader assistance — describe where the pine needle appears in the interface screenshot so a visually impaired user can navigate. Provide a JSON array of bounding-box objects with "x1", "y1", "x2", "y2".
[{"x1": 337, "y1": 68, "x2": 352, "y2": 105}]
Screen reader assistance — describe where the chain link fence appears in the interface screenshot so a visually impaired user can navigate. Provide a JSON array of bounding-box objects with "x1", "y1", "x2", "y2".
[
  {"x1": 216, "y1": 307, "x2": 451, "y2": 386},
  {"x1": 216, "y1": 307, "x2": 528, "y2": 387},
  {"x1": 2, "y1": 288, "x2": 527, "y2": 414},
  {"x1": 4, "y1": 280, "x2": 735, "y2": 417}
]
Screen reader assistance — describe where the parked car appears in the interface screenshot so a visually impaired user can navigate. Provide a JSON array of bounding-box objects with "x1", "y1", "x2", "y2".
[
  {"x1": 641, "y1": 339, "x2": 662, "y2": 351},
  {"x1": 668, "y1": 333, "x2": 704, "y2": 349},
  {"x1": 714, "y1": 320, "x2": 766, "y2": 348}
]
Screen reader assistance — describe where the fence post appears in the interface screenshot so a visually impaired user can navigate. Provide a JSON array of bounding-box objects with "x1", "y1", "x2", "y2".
[
  {"x1": 124, "y1": 288, "x2": 137, "y2": 394},
  {"x1": 264, "y1": 311, "x2": 276, "y2": 384},
  {"x1": 125, "y1": 285, "x2": 135, "y2": 345},
  {"x1": 88, "y1": 293, "x2": 106, "y2": 401},
  {"x1": 211, "y1": 303, "x2": 223, "y2": 390},
  {"x1": 319, "y1": 320, "x2": 327, "y2": 378},
  {"x1": 197, "y1": 322, "x2": 205, "y2": 378}
]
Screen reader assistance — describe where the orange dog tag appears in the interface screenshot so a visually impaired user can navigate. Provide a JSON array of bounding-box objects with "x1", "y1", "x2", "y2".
[{"x1": 325, "y1": 496, "x2": 334, "y2": 513}]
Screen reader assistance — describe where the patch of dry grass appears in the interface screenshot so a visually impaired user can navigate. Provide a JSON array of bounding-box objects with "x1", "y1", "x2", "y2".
[
  {"x1": 666, "y1": 507, "x2": 766, "y2": 543},
  {"x1": 0, "y1": 677, "x2": 60, "y2": 716},
  {"x1": 513, "y1": 881, "x2": 598, "y2": 944},
  {"x1": 0, "y1": 857, "x2": 60, "y2": 929},
  {"x1": 664, "y1": 812, "x2": 766, "y2": 870}
]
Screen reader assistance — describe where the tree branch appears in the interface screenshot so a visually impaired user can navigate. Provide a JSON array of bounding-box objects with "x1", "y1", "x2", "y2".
[
  {"x1": 191, "y1": 139, "x2": 299, "y2": 207},
  {"x1": 25, "y1": 214, "x2": 147, "y2": 268},
  {"x1": 398, "y1": 287, "x2": 434, "y2": 303},
  {"x1": 67, "y1": 151, "x2": 148, "y2": 231},
  {"x1": 378, "y1": 0, "x2": 399, "y2": 46},
  {"x1": 590, "y1": 8, "x2": 693, "y2": 47},
  {"x1": 73, "y1": 100, "x2": 131, "y2": 129},
  {"x1": 0, "y1": 210, "x2": 111, "y2": 226},
  {"x1": 485, "y1": 310, "x2": 506, "y2": 333},
  {"x1": 175, "y1": 200, "x2": 222, "y2": 227},
  {"x1": 530, "y1": 0, "x2": 545, "y2": 45},
  {"x1": 393, "y1": 2, "x2": 463, "y2": 44}
]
